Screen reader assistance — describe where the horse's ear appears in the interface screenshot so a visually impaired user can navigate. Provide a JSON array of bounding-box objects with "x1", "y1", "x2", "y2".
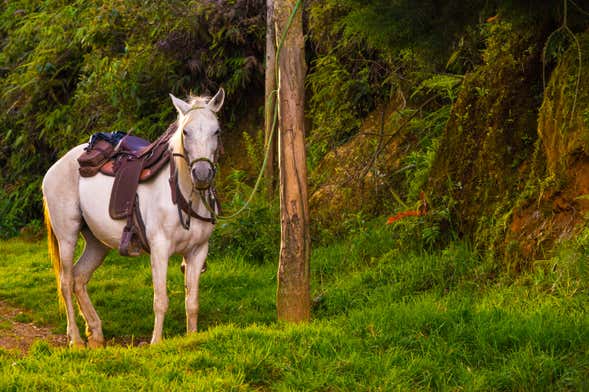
[
  {"x1": 207, "y1": 88, "x2": 225, "y2": 113},
  {"x1": 170, "y1": 93, "x2": 191, "y2": 115}
]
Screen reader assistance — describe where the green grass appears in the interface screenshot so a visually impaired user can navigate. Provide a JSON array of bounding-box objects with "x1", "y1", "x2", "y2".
[{"x1": 0, "y1": 225, "x2": 587, "y2": 390}]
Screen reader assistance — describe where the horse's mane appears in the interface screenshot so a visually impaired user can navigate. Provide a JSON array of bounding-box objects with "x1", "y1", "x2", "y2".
[
  {"x1": 188, "y1": 95, "x2": 210, "y2": 107},
  {"x1": 169, "y1": 94, "x2": 211, "y2": 147}
]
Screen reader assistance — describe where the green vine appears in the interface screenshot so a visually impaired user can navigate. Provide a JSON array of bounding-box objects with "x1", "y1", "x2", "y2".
[{"x1": 542, "y1": 0, "x2": 583, "y2": 124}]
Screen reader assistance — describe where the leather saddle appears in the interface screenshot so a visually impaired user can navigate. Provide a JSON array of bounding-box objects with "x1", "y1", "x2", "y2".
[{"x1": 77, "y1": 124, "x2": 177, "y2": 256}]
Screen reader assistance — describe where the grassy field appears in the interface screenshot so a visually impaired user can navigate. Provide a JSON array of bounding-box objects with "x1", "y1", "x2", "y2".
[{"x1": 0, "y1": 224, "x2": 587, "y2": 390}]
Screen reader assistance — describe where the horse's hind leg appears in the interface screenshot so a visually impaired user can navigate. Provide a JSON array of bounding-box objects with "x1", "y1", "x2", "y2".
[
  {"x1": 56, "y1": 228, "x2": 85, "y2": 348},
  {"x1": 43, "y1": 145, "x2": 87, "y2": 347},
  {"x1": 74, "y1": 227, "x2": 109, "y2": 348}
]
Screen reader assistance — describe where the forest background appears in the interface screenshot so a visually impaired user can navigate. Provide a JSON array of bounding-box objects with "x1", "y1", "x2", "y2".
[
  {"x1": 1, "y1": 0, "x2": 588, "y2": 269},
  {"x1": 0, "y1": 0, "x2": 588, "y2": 389}
]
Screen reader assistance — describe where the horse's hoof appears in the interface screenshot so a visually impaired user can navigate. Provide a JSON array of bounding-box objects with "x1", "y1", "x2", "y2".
[
  {"x1": 180, "y1": 263, "x2": 207, "y2": 274},
  {"x1": 87, "y1": 338, "x2": 104, "y2": 349},
  {"x1": 69, "y1": 340, "x2": 86, "y2": 349}
]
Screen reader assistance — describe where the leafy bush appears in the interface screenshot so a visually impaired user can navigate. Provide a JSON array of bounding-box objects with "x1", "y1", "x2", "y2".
[
  {"x1": 0, "y1": 0, "x2": 266, "y2": 235},
  {"x1": 306, "y1": 54, "x2": 365, "y2": 167},
  {"x1": 305, "y1": 0, "x2": 493, "y2": 162},
  {"x1": 210, "y1": 169, "x2": 280, "y2": 264}
]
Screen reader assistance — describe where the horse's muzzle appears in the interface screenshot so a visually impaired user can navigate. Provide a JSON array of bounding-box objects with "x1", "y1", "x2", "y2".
[{"x1": 191, "y1": 158, "x2": 216, "y2": 190}]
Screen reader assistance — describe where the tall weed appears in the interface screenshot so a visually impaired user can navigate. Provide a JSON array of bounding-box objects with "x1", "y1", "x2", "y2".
[{"x1": 210, "y1": 170, "x2": 280, "y2": 264}]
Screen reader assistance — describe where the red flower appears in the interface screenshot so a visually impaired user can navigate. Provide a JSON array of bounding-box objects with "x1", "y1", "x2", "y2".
[
  {"x1": 386, "y1": 210, "x2": 420, "y2": 224},
  {"x1": 386, "y1": 192, "x2": 428, "y2": 225}
]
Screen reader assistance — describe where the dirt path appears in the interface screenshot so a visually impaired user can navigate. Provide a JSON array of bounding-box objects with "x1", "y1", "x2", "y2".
[{"x1": 0, "y1": 300, "x2": 67, "y2": 353}]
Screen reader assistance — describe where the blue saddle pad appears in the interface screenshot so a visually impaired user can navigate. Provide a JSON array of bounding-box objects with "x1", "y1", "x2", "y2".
[{"x1": 87, "y1": 131, "x2": 127, "y2": 150}]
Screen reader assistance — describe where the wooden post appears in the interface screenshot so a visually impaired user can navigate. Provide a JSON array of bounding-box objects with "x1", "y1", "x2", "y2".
[
  {"x1": 274, "y1": 0, "x2": 310, "y2": 322},
  {"x1": 264, "y1": 0, "x2": 277, "y2": 198}
]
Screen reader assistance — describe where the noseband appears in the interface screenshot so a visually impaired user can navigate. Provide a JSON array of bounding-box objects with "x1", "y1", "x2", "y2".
[
  {"x1": 172, "y1": 154, "x2": 217, "y2": 190},
  {"x1": 169, "y1": 111, "x2": 222, "y2": 229}
]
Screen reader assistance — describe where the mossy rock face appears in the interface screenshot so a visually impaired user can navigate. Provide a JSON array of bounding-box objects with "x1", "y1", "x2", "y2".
[
  {"x1": 538, "y1": 32, "x2": 589, "y2": 175},
  {"x1": 507, "y1": 32, "x2": 589, "y2": 261},
  {"x1": 430, "y1": 22, "x2": 542, "y2": 246},
  {"x1": 508, "y1": 172, "x2": 588, "y2": 262}
]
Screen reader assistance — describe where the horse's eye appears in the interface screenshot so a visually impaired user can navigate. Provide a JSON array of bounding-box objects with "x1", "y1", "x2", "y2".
[
  {"x1": 214, "y1": 129, "x2": 220, "y2": 136},
  {"x1": 183, "y1": 130, "x2": 188, "y2": 136}
]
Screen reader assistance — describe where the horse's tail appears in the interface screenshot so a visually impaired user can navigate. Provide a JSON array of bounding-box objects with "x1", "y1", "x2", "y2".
[{"x1": 43, "y1": 197, "x2": 64, "y2": 311}]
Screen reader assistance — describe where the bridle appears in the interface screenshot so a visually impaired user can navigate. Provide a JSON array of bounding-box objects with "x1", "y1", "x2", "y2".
[
  {"x1": 172, "y1": 155, "x2": 218, "y2": 190},
  {"x1": 169, "y1": 107, "x2": 222, "y2": 229}
]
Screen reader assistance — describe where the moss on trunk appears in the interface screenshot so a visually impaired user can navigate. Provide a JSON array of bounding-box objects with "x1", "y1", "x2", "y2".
[
  {"x1": 430, "y1": 22, "x2": 544, "y2": 254},
  {"x1": 506, "y1": 31, "x2": 589, "y2": 263}
]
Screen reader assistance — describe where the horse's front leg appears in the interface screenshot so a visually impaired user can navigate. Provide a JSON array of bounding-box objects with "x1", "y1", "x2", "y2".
[
  {"x1": 150, "y1": 245, "x2": 170, "y2": 344},
  {"x1": 184, "y1": 243, "x2": 208, "y2": 333}
]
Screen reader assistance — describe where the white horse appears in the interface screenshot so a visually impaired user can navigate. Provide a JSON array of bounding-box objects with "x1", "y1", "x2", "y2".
[{"x1": 42, "y1": 89, "x2": 224, "y2": 347}]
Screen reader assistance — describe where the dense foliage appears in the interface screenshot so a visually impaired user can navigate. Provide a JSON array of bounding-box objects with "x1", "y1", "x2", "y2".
[
  {"x1": 304, "y1": 0, "x2": 589, "y2": 261},
  {"x1": 1, "y1": 0, "x2": 588, "y2": 267},
  {"x1": 0, "y1": 0, "x2": 266, "y2": 235}
]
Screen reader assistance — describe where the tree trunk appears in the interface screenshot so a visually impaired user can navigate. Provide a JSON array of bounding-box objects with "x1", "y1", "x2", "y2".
[
  {"x1": 274, "y1": 0, "x2": 310, "y2": 323},
  {"x1": 264, "y1": 0, "x2": 277, "y2": 198}
]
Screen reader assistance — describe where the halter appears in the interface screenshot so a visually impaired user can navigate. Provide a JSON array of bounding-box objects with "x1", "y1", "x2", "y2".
[
  {"x1": 172, "y1": 154, "x2": 217, "y2": 190},
  {"x1": 169, "y1": 106, "x2": 222, "y2": 229}
]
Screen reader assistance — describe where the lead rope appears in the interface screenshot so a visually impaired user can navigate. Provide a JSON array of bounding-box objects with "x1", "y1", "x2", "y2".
[
  {"x1": 210, "y1": 0, "x2": 303, "y2": 222},
  {"x1": 199, "y1": 188, "x2": 218, "y2": 219},
  {"x1": 172, "y1": 0, "x2": 302, "y2": 224}
]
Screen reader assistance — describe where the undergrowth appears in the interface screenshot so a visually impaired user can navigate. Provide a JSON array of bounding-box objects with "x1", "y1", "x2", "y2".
[{"x1": 0, "y1": 220, "x2": 587, "y2": 389}]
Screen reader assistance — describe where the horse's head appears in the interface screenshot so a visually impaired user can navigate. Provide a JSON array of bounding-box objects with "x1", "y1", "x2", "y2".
[{"x1": 170, "y1": 88, "x2": 225, "y2": 190}]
